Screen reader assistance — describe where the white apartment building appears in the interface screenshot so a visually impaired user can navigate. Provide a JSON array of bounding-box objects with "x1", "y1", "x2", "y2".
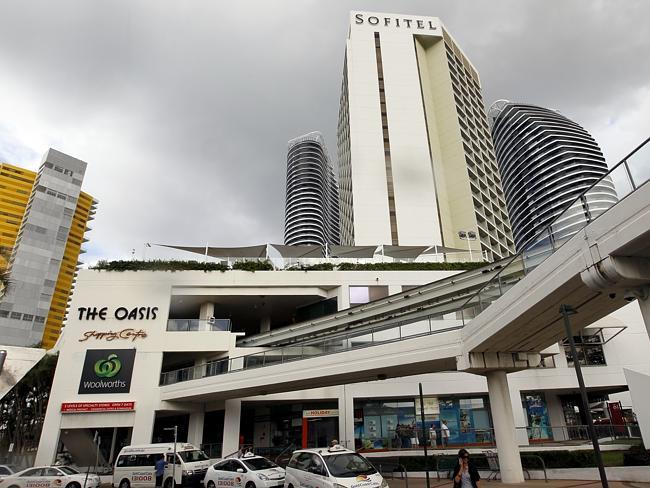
[
  {"x1": 34, "y1": 267, "x2": 650, "y2": 470},
  {"x1": 337, "y1": 12, "x2": 515, "y2": 260}
]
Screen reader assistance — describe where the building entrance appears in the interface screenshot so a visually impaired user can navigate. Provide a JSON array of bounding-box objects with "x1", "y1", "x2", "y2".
[{"x1": 302, "y1": 409, "x2": 339, "y2": 448}]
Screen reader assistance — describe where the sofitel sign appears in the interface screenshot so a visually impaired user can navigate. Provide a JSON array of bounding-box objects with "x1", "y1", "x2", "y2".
[
  {"x1": 354, "y1": 13, "x2": 438, "y2": 30},
  {"x1": 77, "y1": 306, "x2": 159, "y2": 321}
]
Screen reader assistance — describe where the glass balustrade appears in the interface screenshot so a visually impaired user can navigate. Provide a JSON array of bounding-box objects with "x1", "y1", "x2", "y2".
[{"x1": 166, "y1": 318, "x2": 231, "y2": 332}]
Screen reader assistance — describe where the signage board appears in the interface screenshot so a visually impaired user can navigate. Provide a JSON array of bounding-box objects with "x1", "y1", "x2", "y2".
[
  {"x1": 303, "y1": 409, "x2": 339, "y2": 418},
  {"x1": 78, "y1": 349, "x2": 136, "y2": 394},
  {"x1": 61, "y1": 401, "x2": 135, "y2": 413}
]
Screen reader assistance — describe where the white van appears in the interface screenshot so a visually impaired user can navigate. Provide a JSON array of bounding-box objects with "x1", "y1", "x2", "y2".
[
  {"x1": 284, "y1": 446, "x2": 388, "y2": 488},
  {"x1": 113, "y1": 443, "x2": 211, "y2": 488}
]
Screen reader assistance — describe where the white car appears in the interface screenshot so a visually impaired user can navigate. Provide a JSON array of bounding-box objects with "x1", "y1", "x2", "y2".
[
  {"x1": 285, "y1": 445, "x2": 388, "y2": 488},
  {"x1": 0, "y1": 466, "x2": 16, "y2": 481},
  {"x1": 0, "y1": 466, "x2": 101, "y2": 488},
  {"x1": 204, "y1": 453, "x2": 285, "y2": 488}
]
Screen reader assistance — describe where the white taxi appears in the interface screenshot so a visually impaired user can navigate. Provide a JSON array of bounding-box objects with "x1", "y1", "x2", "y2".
[
  {"x1": 204, "y1": 453, "x2": 285, "y2": 488},
  {"x1": 285, "y1": 445, "x2": 388, "y2": 488},
  {"x1": 0, "y1": 466, "x2": 101, "y2": 488}
]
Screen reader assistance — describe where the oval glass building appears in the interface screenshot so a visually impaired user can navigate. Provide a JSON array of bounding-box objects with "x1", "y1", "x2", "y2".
[
  {"x1": 284, "y1": 132, "x2": 341, "y2": 246},
  {"x1": 488, "y1": 101, "x2": 618, "y2": 251}
]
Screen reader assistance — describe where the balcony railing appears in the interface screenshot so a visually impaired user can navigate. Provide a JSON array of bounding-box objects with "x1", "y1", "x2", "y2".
[{"x1": 166, "y1": 318, "x2": 231, "y2": 332}]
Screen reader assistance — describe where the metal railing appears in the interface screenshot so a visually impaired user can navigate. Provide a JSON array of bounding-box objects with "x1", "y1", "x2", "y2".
[
  {"x1": 200, "y1": 443, "x2": 223, "y2": 459},
  {"x1": 166, "y1": 318, "x2": 231, "y2": 332},
  {"x1": 358, "y1": 427, "x2": 496, "y2": 451},
  {"x1": 516, "y1": 424, "x2": 641, "y2": 444},
  {"x1": 160, "y1": 315, "x2": 463, "y2": 385},
  {"x1": 462, "y1": 136, "x2": 650, "y2": 320}
]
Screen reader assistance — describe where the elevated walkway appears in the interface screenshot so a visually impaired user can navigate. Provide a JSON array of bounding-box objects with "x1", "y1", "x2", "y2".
[{"x1": 160, "y1": 138, "x2": 650, "y2": 400}]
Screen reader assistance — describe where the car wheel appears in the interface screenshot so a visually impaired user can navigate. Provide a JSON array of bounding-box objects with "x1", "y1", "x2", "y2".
[
  {"x1": 119, "y1": 480, "x2": 130, "y2": 488},
  {"x1": 207, "y1": 482, "x2": 216, "y2": 488},
  {"x1": 66, "y1": 483, "x2": 81, "y2": 488},
  {"x1": 8, "y1": 485, "x2": 20, "y2": 488},
  {"x1": 245, "y1": 482, "x2": 256, "y2": 488},
  {"x1": 164, "y1": 477, "x2": 175, "y2": 488}
]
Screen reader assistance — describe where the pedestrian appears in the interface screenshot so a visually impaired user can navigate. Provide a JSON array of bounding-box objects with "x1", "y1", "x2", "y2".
[
  {"x1": 441, "y1": 420, "x2": 450, "y2": 448},
  {"x1": 453, "y1": 449, "x2": 480, "y2": 488},
  {"x1": 155, "y1": 454, "x2": 166, "y2": 488},
  {"x1": 429, "y1": 425, "x2": 437, "y2": 447}
]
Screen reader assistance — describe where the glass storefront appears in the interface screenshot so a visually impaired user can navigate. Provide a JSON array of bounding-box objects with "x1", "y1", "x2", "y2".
[
  {"x1": 439, "y1": 396, "x2": 492, "y2": 445},
  {"x1": 354, "y1": 395, "x2": 493, "y2": 449},
  {"x1": 521, "y1": 393, "x2": 552, "y2": 441},
  {"x1": 354, "y1": 399, "x2": 416, "y2": 449}
]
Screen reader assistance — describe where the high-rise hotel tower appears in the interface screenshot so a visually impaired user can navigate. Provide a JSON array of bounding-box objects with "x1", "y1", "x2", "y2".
[
  {"x1": 0, "y1": 149, "x2": 97, "y2": 348},
  {"x1": 337, "y1": 11, "x2": 515, "y2": 260},
  {"x1": 284, "y1": 132, "x2": 340, "y2": 246}
]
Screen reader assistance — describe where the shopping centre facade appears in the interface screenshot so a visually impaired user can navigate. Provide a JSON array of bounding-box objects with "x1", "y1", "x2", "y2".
[{"x1": 34, "y1": 266, "x2": 650, "y2": 469}]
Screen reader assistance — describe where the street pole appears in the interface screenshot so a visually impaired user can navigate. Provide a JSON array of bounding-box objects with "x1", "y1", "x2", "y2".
[
  {"x1": 173, "y1": 426, "x2": 177, "y2": 488},
  {"x1": 418, "y1": 383, "x2": 431, "y2": 488},
  {"x1": 164, "y1": 426, "x2": 178, "y2": 488},
  {"x1": 560, "y1": 305, "x2": 608, "y2": 488}
]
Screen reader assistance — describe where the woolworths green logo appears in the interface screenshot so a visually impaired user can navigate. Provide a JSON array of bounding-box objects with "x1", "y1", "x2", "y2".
[{"x1": 94, "y1": 353, "x2": 122, "y2": 378}]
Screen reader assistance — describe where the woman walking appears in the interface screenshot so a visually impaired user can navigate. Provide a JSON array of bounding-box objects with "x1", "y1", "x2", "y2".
[{"x1": 453, "y1": 449, "x2": 481, "y2": 488}]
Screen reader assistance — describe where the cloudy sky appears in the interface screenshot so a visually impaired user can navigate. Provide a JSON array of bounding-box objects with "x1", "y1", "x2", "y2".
[{"x1": 0, "y1": 0, "x2": 648, "y2": 264}]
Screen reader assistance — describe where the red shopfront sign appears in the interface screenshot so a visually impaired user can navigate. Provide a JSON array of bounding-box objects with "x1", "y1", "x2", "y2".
[{"x1": 61, "y1": 401, "x2": 135, "y2": 413}]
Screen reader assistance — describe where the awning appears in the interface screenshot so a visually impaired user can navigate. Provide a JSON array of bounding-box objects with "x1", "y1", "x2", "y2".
[
  {"x1": 382, "y1": 245, "x2": 430, "y2": 259},
  {"x1": 423, "y1": 244, "x2": 467, "y2": 254},
  {"x1": 270, "y1": 244, "x2": 323, "y2": 258},
  {"x1": 329, "y1": 245, "x2": 378, "y2": 258},
  {"x1": 157, "y1": 244, "x2": 268, "y2": 258}
]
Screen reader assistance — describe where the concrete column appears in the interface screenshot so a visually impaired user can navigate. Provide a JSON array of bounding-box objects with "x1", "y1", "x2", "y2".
[
  {"x1": 260, "y1": 316, "x2": 271, "y2": 334},
  {"x1": 388, "y1": 285, "x2": 401, "y2": 296},
  {"x1": 131, "y1": 409, "x2": 156, "y2": 445},
  {"x1": 546, "y1": 393, "x2": 568, "y2": 441},
  {"x1": 35, "y1": 402, "x2": 62, "y2": 465},
  {"x1": 337, "y1": 285, "x2": 350, "y2": 311},
  {"x1": 486, "y1": 370, "x2": 524, "y2": 484},
  {"x1": 639, "y1": 295, "x2": 650, "y2": 338},
  {"x1": 199, "y1": 302, "x2": 215, "y2": 320},
  {"x1": 222, "y1": 399, "x2": 242, "y2": 455},
  {"x1": 338, "y1": 385, "x2": 355, "y2": 450},
  {"x1": 188, "y1": 411, "x2": 205, "y2": 446}
]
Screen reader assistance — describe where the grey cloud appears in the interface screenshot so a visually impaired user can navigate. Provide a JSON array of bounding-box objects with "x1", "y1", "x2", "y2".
[{"x1": 0, "y1": 0, "x2": 648, "y2": 263}]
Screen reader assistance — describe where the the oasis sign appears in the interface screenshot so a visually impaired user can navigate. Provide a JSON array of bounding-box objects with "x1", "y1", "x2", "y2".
[
  {"x1": 77, "y1": 306, "x2": 159, "y2": 321},
  {"x1": 78, "y1": 349, "x2": 136, "y2": 394}
]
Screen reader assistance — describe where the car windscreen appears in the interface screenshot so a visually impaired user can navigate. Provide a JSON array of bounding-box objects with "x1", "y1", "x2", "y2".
[
  {"x1": 58, "y1": 467, "x2": 80, "y2": 475},
  {"x1": 242, "y1": 458, "x2": 278, "y2": 471},
  {"x1": 324, "y1": 454, "x2": 377, "y2": 478},
  {"x1": 178, "y1": 450, "x2": 210, "y2": 463}
]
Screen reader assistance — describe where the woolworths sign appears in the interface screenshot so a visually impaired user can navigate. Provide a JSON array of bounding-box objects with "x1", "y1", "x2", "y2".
[{"x1": 78, "y1": 349, "x2": 136, "y2": 394}]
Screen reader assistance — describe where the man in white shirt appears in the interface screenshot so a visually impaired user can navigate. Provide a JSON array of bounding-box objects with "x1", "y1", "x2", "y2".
[{"x1": 441, "y1": 420, "x2": 450, "y2": 448}]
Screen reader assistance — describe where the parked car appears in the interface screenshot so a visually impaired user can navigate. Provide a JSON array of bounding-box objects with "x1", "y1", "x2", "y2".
[
  {"x1": 0, "y1": 465, "x2": 100, "y2": 488},
  {"x1": 204, "y1": 453, "x2": 285, "y2": 488},
  {"x1": 0, "y1": 466, "x2": 16, "y2": 481},
  {"x1": 285, "y1": 445, "x2": 388, "y2": 488}
]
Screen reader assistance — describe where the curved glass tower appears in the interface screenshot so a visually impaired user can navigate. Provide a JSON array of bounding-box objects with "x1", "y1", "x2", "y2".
[
  {"x1": 489, "y1": 100, "x2": 618, "y2": 250},
  {"x1": 284, "y1": 132, "x2": 341, "y2": 246}
]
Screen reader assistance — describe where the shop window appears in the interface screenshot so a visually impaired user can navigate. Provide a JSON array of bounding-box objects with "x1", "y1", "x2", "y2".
[
  {"x1": 563, "y1": 330, "x2": 606, "y2": 366},
  {"x1": 521, "y1": 393, "x2": 552, "y2": 441},
  {"x1": 353, "y1": 398, "x2": 416, "y2": 450},
  {"x1": 439, "y1": 396, "x2": 492, "y2": 446}
]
